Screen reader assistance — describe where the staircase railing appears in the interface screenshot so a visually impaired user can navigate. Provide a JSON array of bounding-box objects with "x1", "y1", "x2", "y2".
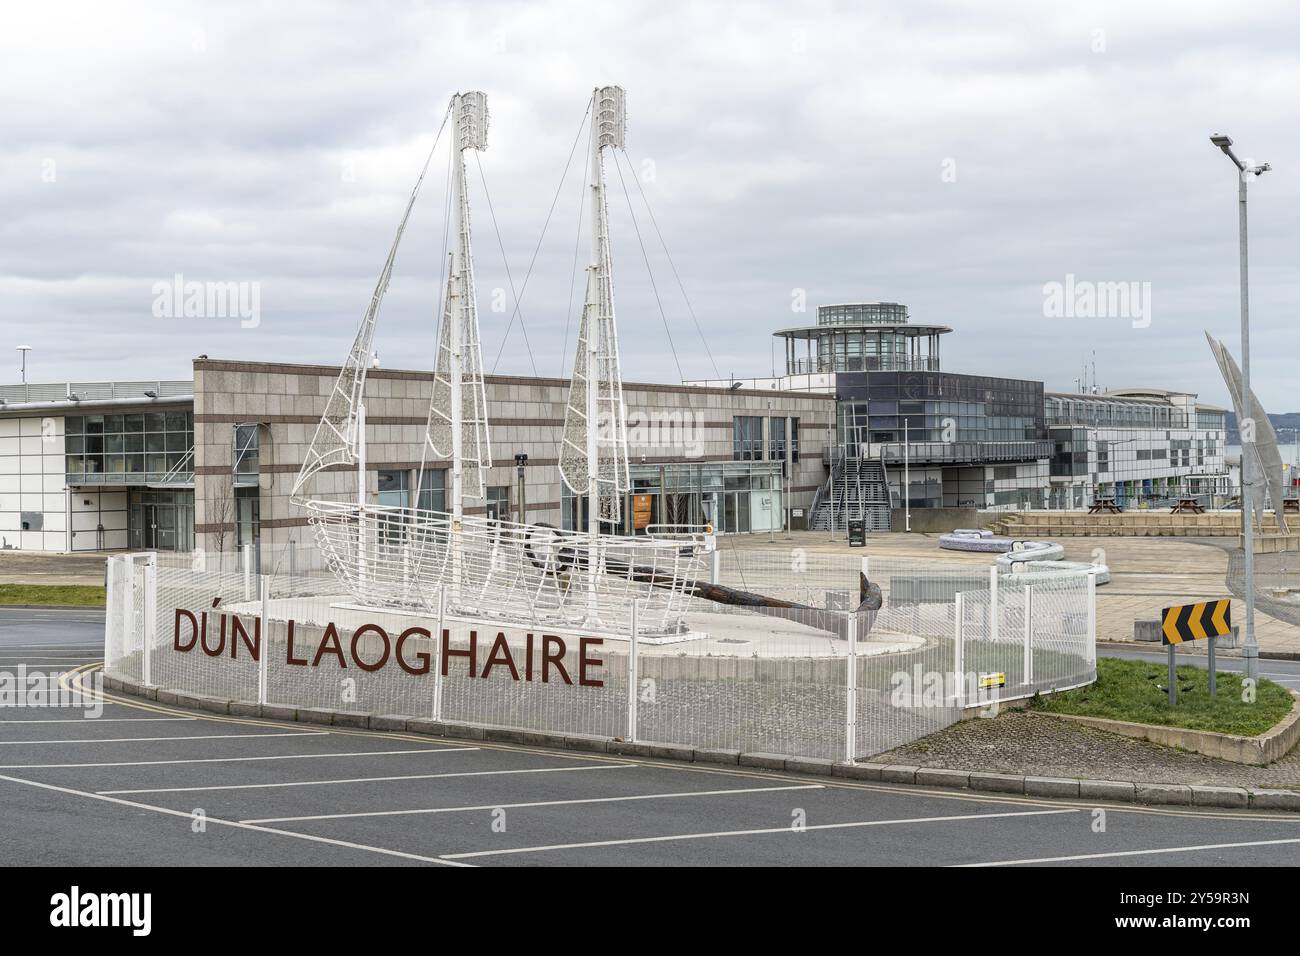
[
  {"x1": 879, "y1": 447, "x2": 898, "y2": 509},
  {"x1": 809, "y1": 473, "x2": 832, "y2": 526}
]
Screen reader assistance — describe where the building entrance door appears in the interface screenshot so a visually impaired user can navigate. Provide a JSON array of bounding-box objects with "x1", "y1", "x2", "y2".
[
  {"x1": 722, "y1": 491, "x2": 751, "y2": 533},
  {"x1": 143, "y1": 503, "x2": 178, "y2": 551}
]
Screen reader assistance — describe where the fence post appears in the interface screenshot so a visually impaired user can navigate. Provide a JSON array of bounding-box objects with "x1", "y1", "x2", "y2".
[
  {"x1": 628, "y1": 600, "x2": 639, "y2": 743},
  {"x1": 1086, "y1": 572, "x2": 1097, "y2": 668},
  {"x1": 104, "y1": 556, "x2": 118, "y2": 672},
  {"x1": 1023, "y1": 584, "x2": 1033, "y2": 686},
  {"x1": 258, "y1": 573, "x2": 270, "y2": 706},
  {"x1": 953, "y1": 591, "x2": 965, "y2": 710},
  {"x1": 122, "y1": 554, "x2": 136, "y2": 668},
  {"x1": 432, "y1": 586, "x2": 446, "y2": 721},
  {"x1": 989, "y1": 564, "x2": 999, "y2": 644},
  {"x1": 142, "y1": 553, "x2": 157, "y2": 686},
  {"x1": 844, "y1": 611, "x2": 858, "y2": 763}
]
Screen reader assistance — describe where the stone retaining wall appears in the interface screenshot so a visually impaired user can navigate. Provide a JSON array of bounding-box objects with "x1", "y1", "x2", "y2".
[{"x1": 987, "y1": 511, "x2": 1258, "y2": 538}]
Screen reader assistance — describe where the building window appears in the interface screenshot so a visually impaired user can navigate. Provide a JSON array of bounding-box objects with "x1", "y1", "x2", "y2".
[
  {"x1": 485, "y1": 486, "x2": 510, "y2": 522},
  {"x1": 233, "y1": 424, "x2": 259, "y2": 485},
  {"x1": 768, "y1": 416, "x2": 787, "y2": 460},
  {"x1": 733, "y1": 415, "x2": 762, "y2": 461},
  {"x1": 65, "y1": 410, "x2": 194, "y2": 482},
  {"x1": 790, "y1": 418, "x2": 800, "y2": 463},
  {"x1": 376, "y1": 470, "x2": 409, "y2": 509},
  {"x1": 416, "y1": 469, "x2": 446, "y2": 513},
  {"x1": 234, "y1": 486, "x2": 260, "y2": 549}
]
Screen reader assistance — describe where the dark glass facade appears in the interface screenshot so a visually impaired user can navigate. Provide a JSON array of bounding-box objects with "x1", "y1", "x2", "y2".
[
  {"x1": 835, "y1": 371, "x2": 1046, "y2": 452},
  {"x1": 1050, "y1": 427, "x2": 1089, "y2": 477}
]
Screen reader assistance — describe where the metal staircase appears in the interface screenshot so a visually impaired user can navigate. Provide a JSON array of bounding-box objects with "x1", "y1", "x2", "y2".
[{"x1": 809, "y1": 455, "x2": 891, "y2": 532}]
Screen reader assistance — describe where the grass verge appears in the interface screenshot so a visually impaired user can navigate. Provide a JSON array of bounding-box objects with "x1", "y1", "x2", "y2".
[
  {"x1": 0, "y1": 584, "x2": 106, "y2": 607},
  {"x1": 1028, "y1": 656, "x2": 1294, "y2": 737}
]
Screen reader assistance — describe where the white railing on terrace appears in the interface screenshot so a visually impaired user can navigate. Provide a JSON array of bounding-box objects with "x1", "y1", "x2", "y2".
[
  {"x1": 875, "y1": 440, "x2": 1054, "y2": 464},
  {"x1": 786, "y1": 356, "x2": 940, "y2": 375},
  {"x1": 0, "y1": 380, "x2": 193, "y2": 406}
]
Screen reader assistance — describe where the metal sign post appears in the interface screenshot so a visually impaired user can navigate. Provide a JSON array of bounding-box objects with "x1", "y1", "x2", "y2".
[
  {"x1": 1161, "y1": 598, "x2": 1232, "y2": 704},
  {"x1": 1167, "y1": 642, "x2": 1177, "y2": 706}
]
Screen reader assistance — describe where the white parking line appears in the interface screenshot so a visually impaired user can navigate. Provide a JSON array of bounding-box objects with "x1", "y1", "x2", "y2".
[
  {"x1": 0, "y1": 653, "x2": 101, "y2": 658},
  {"x1": 0, "y1": 770, "x2": 469, "y2": 867},
  {"x1": 439, "y1": 808, "x2": 1080, "y2": 860},
  {"x1": 0, "y1": 731, "x2": 326, "y2": 746},
  {"x1": 100, "y1": 763, "x2": 637, "y2": 795},
  {"x1": 957, "y1": 836, "x2": 1300, "y2": 866},
  {"x1": 0, "y1": 717, "x2": 197, "y2": 724},
  {"x1": 243, "y1": 783, "x2": 824, "y2": 824},
  {"x1": 0, "y1": 746, "x2": 479, "y2": 769},
  {"x1": 0, "y1": 662, "x2": 99, "y2": 667},
  {"x1": 0, "y1": 643, "x2": 105, "y2": 648}
]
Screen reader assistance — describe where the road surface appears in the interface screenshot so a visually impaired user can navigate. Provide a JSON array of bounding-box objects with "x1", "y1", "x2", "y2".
[{"x1": 1, "y1": 608, "x2": 1298, "y2": 866}]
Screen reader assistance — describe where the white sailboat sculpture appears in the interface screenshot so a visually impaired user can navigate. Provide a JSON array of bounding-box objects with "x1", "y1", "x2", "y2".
[{"x1": 291, "y1": 88, "x2": 711, "y2": 638}]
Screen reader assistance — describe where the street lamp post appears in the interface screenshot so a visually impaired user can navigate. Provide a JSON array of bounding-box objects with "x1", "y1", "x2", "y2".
[
  {"x1": 16, "y1": 345, "x2": 31, "y2": 399},
  {"x1": 514, "y1": 453, "x2": 528, "y2": 525},
  {"x1": 903, "y1": 418, "x2": 911, "y2": 532},
  {"x1": 1211, "y1": 133, "x2": 1270, "y2": 683}
]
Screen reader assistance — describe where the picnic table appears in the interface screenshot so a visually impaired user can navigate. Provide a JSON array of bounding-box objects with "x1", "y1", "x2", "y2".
[
  {"x1": 1170, "y1": 499, "x2": 1206, "y2": 514},
  {"x1": 1088, "y1": 497, "x2": 1123, "y2": 514}
]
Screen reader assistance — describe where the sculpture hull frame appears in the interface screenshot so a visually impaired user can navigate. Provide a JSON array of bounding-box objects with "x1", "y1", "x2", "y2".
[{"x1": 301, "y1": 498, "x2": 708, "y2": 637}]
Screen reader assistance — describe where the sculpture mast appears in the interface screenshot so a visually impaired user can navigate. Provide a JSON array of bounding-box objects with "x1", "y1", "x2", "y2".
[
  {"x1": 429, "y1": 91, "x2": 491, "y2": 530},
  {"x1": 561, "y1": 86, "x2": 631, "y2": 543}
]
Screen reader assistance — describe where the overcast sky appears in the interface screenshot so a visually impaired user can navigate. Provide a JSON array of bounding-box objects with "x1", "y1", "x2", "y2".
[{"x1": 3, "y1": 0, "x2": 1298, "y2": 410}]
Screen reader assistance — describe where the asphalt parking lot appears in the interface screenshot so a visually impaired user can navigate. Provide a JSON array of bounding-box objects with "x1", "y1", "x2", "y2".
[{"x1": 2, "y1": 608, "x2": 1300, "y2": 867}]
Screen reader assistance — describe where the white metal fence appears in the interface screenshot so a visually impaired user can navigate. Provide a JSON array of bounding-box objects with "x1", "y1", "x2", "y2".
[{"x1": 103, "y1": 545, "x2": 1096, "y2": 761}]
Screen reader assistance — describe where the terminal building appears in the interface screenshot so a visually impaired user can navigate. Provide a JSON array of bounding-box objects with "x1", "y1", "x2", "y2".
[
  {"x1": 1044, "y1": 388, "x2": 1230, "y2": 509},
  {"x1": 686, "y1": 302, "x2": 1230, "y2": 528},
  {"x1": 0, "y1": 364, "x2": 832, "y2": 557},
  {"x1": 0, "y1": 380, "x2": 194, "y2": 552},
  {"x1": 0, "y1": 301, "x2": 1230, "y2": 555}
]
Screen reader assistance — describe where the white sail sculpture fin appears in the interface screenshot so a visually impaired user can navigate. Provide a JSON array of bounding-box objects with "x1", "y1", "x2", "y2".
[
  {"x1": 560, "y1": 85, "x2": 631, "y2": 525},
  {"x1": 426, "y1": 90, "x2": 492, "y2": 503},
  {"x1": 1206, "y1": 332, "x2": 1290, "y2": 533},
  {"x1": 291, "y1": 106, "x2": 451, "y2": 502}
]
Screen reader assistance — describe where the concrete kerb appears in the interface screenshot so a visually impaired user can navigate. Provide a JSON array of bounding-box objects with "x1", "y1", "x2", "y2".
[
  {"x1": 1045, "y1": 693, "x2": 1300, "y2": 767},
  {"x1": 0, "y1": 603, "x2": 106, "y2": 611},
  {"x1": 1097, "y1": 640, "x2": 1300, "y2": 663},
  {"x1": 103, "y1": 680, "x2": 1300, "y2": 813}
]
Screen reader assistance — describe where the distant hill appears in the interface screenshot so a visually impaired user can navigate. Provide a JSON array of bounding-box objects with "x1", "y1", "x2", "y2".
[{"x1": 1225, "y1": 412, "x2": 1300, "y2": 444}]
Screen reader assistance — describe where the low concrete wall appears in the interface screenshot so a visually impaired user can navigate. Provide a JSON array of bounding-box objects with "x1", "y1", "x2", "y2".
[
  {"x1": 1048, "y1": 693, "x2": 1300, "y2": 766},
  {"x1": 891, "y1": 507, "x2": 976, "y2": 533},
  {"x1": 1244, "y1": 533, "x2": 1300, "y2": 553},
  {"x1": 1133, "y1": 620, "x2": 1239, "y2": 648},
  {"x1": 988, "y1": 510, "x2": 1267, "y2": 538}
]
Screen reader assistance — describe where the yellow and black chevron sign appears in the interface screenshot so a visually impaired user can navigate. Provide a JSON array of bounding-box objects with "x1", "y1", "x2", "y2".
[{"x1": 1161, "y1": 599, "x2": 1231, "y2": 645}]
